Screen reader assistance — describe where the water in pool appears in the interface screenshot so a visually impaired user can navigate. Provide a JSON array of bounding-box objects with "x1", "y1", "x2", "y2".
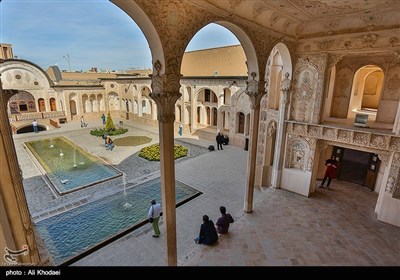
[
  {"x1": 35, "y1": 177, "x2": 200, "y2": 265},
  {"x1": 25, "y1": 137, "x2": 121, "y2": 194}
]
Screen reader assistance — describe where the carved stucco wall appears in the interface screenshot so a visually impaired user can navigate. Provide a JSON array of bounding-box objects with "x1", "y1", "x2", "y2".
[
  {"x1": 285, "y1": 135, "x2": 314, "y2": 172},
  {"x1": 378, "y1": 63, "x2": 400, "y2": 124},
  {"x1": 286, "y1": 121, "x2": 400, "y2": 200},
  {"x1": 290, "y1": 54, "x2": 328, "y2": 123},
  {"x1": 383, "y1": 65, "x2": 400, "y2": 101},
  {"x1": 297, "y1": 30, "x2": 399, "y2": 56},
  {"x1": 1, "y1": 62, "x2": 52, "y2": 91},
  {"x1": 257, "y1": 119, "x2": 277, "y2": 166},
  {"x1": 228, "y1": 88, "x2": 246, "y2": 133},
  {"x1": 331, "y1": 66, "x2": 354, "y2": 118}
]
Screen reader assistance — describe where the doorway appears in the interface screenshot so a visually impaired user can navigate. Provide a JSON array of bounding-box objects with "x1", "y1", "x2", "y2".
[{"x1": 332, "y1": 146, "x2": 380, "y2": 191}]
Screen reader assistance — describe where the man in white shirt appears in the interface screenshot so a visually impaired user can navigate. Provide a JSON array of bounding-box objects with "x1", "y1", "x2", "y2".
[
  {"x1": 32, "y1": 120, "x2": 38, "y2": 133},
  {"x1": 148, "y1": 199, "x2": 162, "y2": 237}
]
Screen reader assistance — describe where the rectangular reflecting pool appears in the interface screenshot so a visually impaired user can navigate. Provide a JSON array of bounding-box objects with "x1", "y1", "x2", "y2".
[
  {"x1": 35, "y1": 177, "x2": 201, "y2": 265},
  {"x1": 25, "y1": 137, "x2": 121, "y2": 195}
]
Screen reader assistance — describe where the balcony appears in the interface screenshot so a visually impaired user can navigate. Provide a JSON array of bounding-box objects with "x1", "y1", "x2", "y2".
[{"x1": 286, "y1": 121, "x2": 400, "y2": 153}]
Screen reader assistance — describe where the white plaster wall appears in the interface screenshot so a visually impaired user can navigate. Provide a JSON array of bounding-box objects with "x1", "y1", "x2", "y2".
[
  {"x1": 281, "y1": 168, "x2": 311, "y2": 197},
  {"x1": 376, "y1": 100, "x2": 398, "y2": 124},
  {"x1": 374, "y1": 168, "x2": 385, "y2": 194},
  {"x1": 377, "y1": 193, "x2": 400, "y2": 227}
]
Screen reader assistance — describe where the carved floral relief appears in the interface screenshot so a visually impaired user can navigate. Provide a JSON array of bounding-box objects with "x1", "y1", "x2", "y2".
[{"x1": 286, "y1": 137, "x2": 309, "y2": 171}]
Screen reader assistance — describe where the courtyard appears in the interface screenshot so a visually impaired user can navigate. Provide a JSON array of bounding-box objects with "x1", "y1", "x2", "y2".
[{"x1": 14, "y1": 118, "x2": 400, "y2": 266}]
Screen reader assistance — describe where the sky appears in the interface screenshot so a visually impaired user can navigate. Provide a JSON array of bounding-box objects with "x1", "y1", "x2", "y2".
[{"x1": 0, "y1": 0, "x2": 240, "y2": 72}]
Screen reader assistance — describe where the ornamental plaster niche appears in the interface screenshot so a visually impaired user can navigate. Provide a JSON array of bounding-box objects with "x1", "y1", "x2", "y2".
[
  {"x1": 291, "y1": 69, "x2": 317, "y2": 122},
  {"x1": 236, "y1": 91, "x2": 251, "y2": 114},
  {"x1": 267, "y1": 120, "x2": 277, "y2": 137},
  {"x1": 259, "y1": 122, "x2": 266, "y2": 135},
  {"x1": 331, "y1": 66, "x2": 354, "y2": 118},
  {"x1": 305, "y1": 137, "x2": 317, "y2": 172},
  {"x1": 267, "y1": 109, "x2": 279, "y2": 122},
  {"x1": 286, "y1": 137, "x2": 310, "y2": 172},
  {"x1": 260, "y1": 110, "x2": 267, "y2": 122},
  {"x1": 260, "y1": 94, "x2": 268, "y2": 111}
]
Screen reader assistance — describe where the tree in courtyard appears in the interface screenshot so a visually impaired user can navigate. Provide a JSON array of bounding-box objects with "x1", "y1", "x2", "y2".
[{"x1": 105, "y1": 112, "x2": 115, "y2": 131}]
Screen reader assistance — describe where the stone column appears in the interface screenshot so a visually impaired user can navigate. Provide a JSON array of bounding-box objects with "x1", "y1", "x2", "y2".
[
  {"x1": 79, "y1": 96, "x2": 85, "y2": 117},
  {"x1": 191, "y1": 95, "x2": 197, "y2": 132},
  {"x1": 0, "y1": 81, "x2": 40, "y2": 264},
  {"x1": 149, "y1": 61, "x2": 181, "y2": 266},
  {"x1": 138, "y1": 93, "x2": 143, "y2": 117},
  {"x1": 393, "y1": 101, "x2": 400, "y2": 135},
  {"x1": 244, "y1": 72, "x2": 265, "y2": 213},
  {"x1": 272, "y1": 73, "x2": 292, "y2": 188}
]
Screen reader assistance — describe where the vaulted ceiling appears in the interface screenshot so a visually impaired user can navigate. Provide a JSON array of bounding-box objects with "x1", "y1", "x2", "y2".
[{"x1": 203, "y1": 0, "x2": 400, "y2": 38}]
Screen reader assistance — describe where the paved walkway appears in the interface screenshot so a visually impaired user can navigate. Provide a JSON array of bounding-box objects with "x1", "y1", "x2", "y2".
[{"x1": 14, "y1": 118, "x2": 400, "y2": 266}]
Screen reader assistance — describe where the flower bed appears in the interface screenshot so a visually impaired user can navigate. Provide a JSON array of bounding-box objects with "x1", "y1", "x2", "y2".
[{"x1": 139, "y1": 144, "x2": 188, "y2": 161}]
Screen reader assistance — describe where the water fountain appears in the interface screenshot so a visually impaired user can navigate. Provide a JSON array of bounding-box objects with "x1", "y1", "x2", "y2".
[
  {"x1": 122, "y1": 173, "x2": 132, "y2": 208},
  {"x1": 25, "y1": 136, "x2": 120, "y2": 195},
  {"x1": 73, "y1": 148, "x2": 77, "y2": 168},
  {"x1": 36, "y1": 177, "x2": 199, "y2": 265}
]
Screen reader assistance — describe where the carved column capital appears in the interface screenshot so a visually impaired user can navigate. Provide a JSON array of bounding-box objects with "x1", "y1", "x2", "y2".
[
  {"x1": 150, "y1": 91, "x2": 181, "y2": 123},
  {"x1": 148, "y1": 61, "x2": 182, "y2": 123},
  {"x1": 327, "y1": 53, "x2": 345, "y2": 69},
  {"x1": 246, "y1": 72, "x2": 266, "y2": 110}
]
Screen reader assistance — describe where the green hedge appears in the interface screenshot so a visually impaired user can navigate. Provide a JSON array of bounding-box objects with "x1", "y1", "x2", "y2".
[
  {"x1": 139, "y1": 144, "x2": 188, "y2": 161},
  {"x1": 90, "y1": 128, "x2": 128, "y2": 137},
  {"x1": 113, "y1": 136, "x2": 152, "y2": 146}
]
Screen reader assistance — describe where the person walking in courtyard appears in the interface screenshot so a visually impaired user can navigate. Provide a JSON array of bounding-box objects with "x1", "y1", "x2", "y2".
[
  {"x1": 194, "y1": 215, "x2": 218, "y2": 245},
  {"x1": 101, "y1": 113, "x2": 106, "y2": 125},
  {"x1": 148, "y1": 199, "x2": 162, "y2": 238},
  {"x1": 215, "y1": 206, "x2": 234, "y2": 234},
  {"x1": 216, "y1": 132, "x2": 224, "y2": 150},
  {"x1": 179, "y1": 123, "x2": 183, "y2": 136},
  {"x1": 319, "y1": 156, "x2": 338, "y2": 190},
  {"x1": 80, "y1": 116, "x2": 87, "y2": 127},
  {"x1": 32, "y1": 119, "x2": 38, "y2": 133}
]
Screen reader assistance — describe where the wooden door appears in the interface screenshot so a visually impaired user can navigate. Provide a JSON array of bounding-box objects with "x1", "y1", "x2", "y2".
[{"x1": 365, "y1": 154, "x2": 380, "y2": 191}]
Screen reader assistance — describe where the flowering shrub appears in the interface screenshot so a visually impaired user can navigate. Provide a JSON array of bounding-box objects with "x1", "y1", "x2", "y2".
[{"x1": 139, "y1": 144, "x2": 188, "y2": 161}]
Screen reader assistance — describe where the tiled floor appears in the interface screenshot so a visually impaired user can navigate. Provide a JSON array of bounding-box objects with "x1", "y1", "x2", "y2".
[
  {"x1": 15, "y1": 118, "x2": 400, "y2": 266},
  {"x1": 185, "y1": 182, "x2": 400, "y2": 266}
]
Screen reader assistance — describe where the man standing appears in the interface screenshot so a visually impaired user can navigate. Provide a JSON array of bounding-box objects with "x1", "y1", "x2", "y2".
[
  {"x1": 32, "y1": 119, "x2": 38, "y2": 133},
  {"x1": 319, "y1": 157, "x2": 338, "y2": 190},
  {"x1": 216, "y1": 132, "x2": 224, "y2": 150},
  {"x1": 179, "y1": 123, "x2": 183, "y2": 136},
  {"x1": 148, "y1": 199, "x2": 162, "y2": 238},
  {"x1": 80, "y1": 116, "x2": 87, "y2": 127}
]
